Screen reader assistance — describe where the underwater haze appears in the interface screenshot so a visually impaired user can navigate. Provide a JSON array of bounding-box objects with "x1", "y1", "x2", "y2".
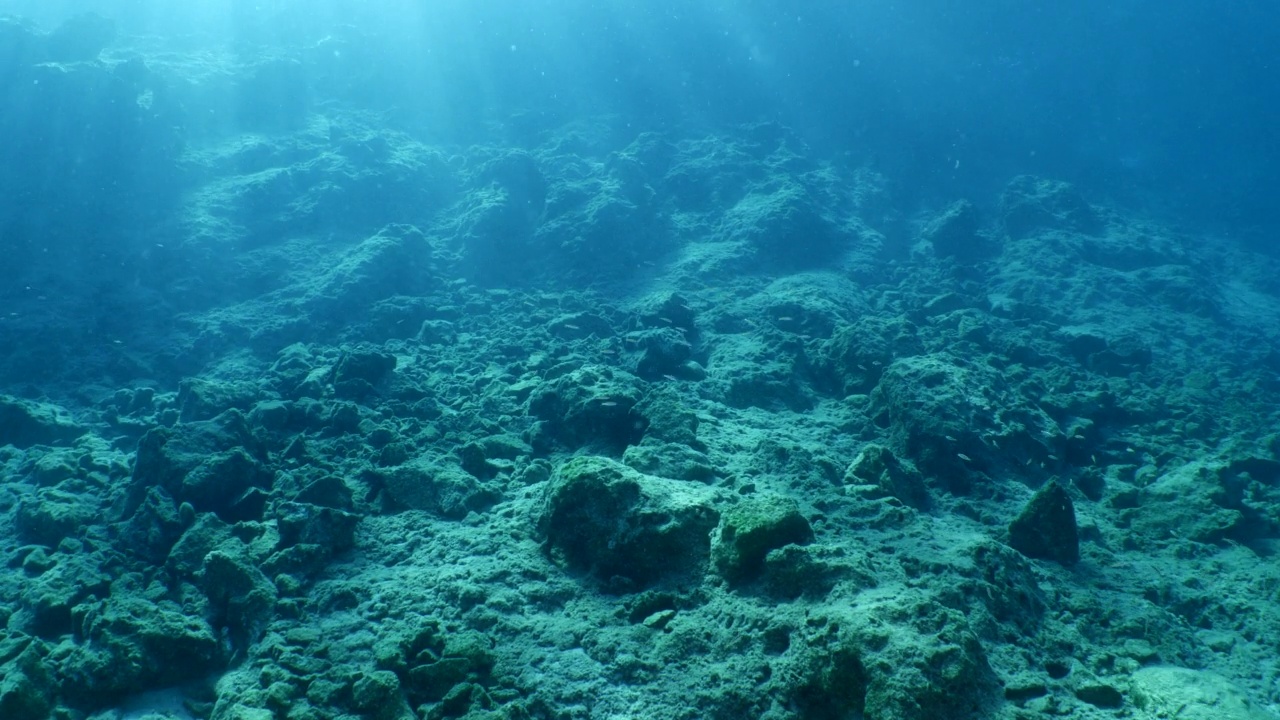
[{"x1": 1, "y1": 2, "x2": 1279, "y2": 719}]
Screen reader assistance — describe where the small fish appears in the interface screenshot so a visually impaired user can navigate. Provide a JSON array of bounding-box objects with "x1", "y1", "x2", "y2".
[{"x1": 957, "y1": 453, "x2": 973, "y2": 462}]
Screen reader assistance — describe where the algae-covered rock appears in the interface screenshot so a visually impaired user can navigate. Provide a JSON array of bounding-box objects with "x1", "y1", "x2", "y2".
[
  {"x1": 0, "y1": 640, "x2": 54, "y2": 719},
  {"x1": 721, "y1": 177, "x2": 846, "y2": 269},
  {"x1": 711, "y1": 495, "x2": 814, "y2": 586},
  {"x1": 539, "y1": 456, "x2": 719, "y2": 590},
  {"x1": 1008, "y1": 480, "x2": 1079, "y2": 566},
  {"x1": 870, "y1": 353, "x2": 1063, "y2": 493},
  {"x1": 921, "y1": 199, "x2": 988, "y2": 261},
  {"x1": 1131, "y1": 666, "x2": 1277, "y2": 720},
  {"x1": 528, "y1": 365, "x2": 649, "y2": 453},
  {"x1": 778, "y1": 596, "x2": 998, "y2": 720},
  {"x1": 1000, "y1": 175, "x2": 1102, "y2": 239},
  {"x1": 61, "y1": 595, "x2": 221, "y2": 703},
  {"x1": 276, "y1": 501, "x2": 359, "y2": 552},
  {"x1": 811, "y1": 315, "x2": 923, "y2": 398},
  {"x1": 202, "y1": 550, "x2": 278, "y2": 650},
  {"x1": 634, "y1": 327, "x2": 696, "y2": 380},
  {"x1": 855, "y1": 592, "x2": 997, "y2": 719},
  {"x1": 0, "y1": 395, "x2": 82, "y2": 449},
  {"x1": 1129, "y1": 459, "x2": 1268, "y2": 545},
  {"x1": 374, "y1": 455, "x2": 501, "y2": 519},
  {"x1": 14, "y1": 486, "x2": 97, "y2": 546},
  {"x1": 707, "y1": 333, "x2": 814, "y2": 412},
  {"x1": 844, "y1": 443, "x2": 929, "y2": 509},
  {"x1": 126, "y1": 409, "x2": 273, "y2": 522},
  {"x1": 19, "y1": 552, "x2": 110, "y2": 637},
  {"x1": 622, "y1": 441, "x2": 715, "y2": 483}
]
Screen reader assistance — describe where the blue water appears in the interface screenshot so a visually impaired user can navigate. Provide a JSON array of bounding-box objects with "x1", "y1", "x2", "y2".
[{"x1": 1, "y1": 2, "x2": 1279, "y2": 719}]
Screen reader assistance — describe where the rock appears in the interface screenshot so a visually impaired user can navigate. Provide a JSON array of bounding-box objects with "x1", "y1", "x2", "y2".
[
  {"x1": 721, "y1": 177, "x2": 846, "y2": 269},
  {"x1": 812, "y1": 316, "x2": 921, "y2": 397},
  {"x1": 1075, "y1": 681, "x2": 1124, "y2": 709},
  {"x1": 374, "y1": 455, "x2": 500, "y2": 519},
  {"x1": 921, "y1": 199, "x2": 988, "y2": 260},
  {"x1": 0, "y1": 395, "x2": 82, "y2": 449},
  {"x1": 1131, "y1": 666, "x2": 1276, "y2": 720},
  {"x1": 708, "y1": 334, "x2": 813, "y2": 412},
  {"x1": 635, "y1": 390, "x2": 702, "y2": 448},
  {"x1": 1129, "y1": 459, "x2": 1267, "y2": 545},
  {"x1": 623, "y1": 441, "x2": 715, "y2": 483},
  {"x1": 333, "y1": 348, "x2": 397, "y2": 400},
  {"x1": 1008, "y1": 480, "x2": 1079, "y2": 566},
  {"x1": 44, "y1": 13, "x2": 115, "y2": 62},
  {"x1": 0, "y1": 641, "x2": 54, "y2": 719},
  {"x1": 176, "y1": 377, "x2": 264, "y2": 422},
  {"x1": 1055, "y1": 324, "x2": 1152, "y2": 375},
  {"x1": 1000, "y1": 175, "x2": 1102, "y2": 239},
  {"x1": 126, "y1": 410, "x2": 273, "y2": 522},
  {"x1": 61, "y1": 595, "x2": 220, "y2": 703},
  {"x1": 276, "y1": 501, "x2": 359, "y2": 553},
  {"x1": 115, "y1": 485, "x2": 185, "y2": 564},
  {"x1": 635, "y1": 328, "x2": 695, "y2": 380},
  {"x1": 711, "y1": 495, "x2": 814, "y2": 586},
  {"x1": 762, "y1": 545, "x2": 853, "y2": 599},
  {"x1": 202, "y1": 550, "x2": 277, "y2": 651},
  {"x1": 20, "y1": 553, "x2": 110, "y2": 637},
  {"x1": 844, "y1": 444, "x2": 929, "y2": 509},
  {"x1": 632, "y1": 291, "x2": 697, "y2": 336},
  {"x1": 538, "y1": 456, "x2": 719, "y2": 590},
  {"x1": 528, "y1": 365, "x2": 648, "y2": 453},
  {"x1": 14, "y1": 487, "x2": 96, "y2": 546}
]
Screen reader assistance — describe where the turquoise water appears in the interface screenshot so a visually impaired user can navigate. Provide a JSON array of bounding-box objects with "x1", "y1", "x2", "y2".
[{"x1": 0, "y1": 3, "x2": 1278, "y2": 719}]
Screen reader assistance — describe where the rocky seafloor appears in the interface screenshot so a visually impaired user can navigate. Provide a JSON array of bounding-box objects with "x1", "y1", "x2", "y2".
[{"x1": 2, "y1": 14, "x2": 1280, "y2": 720}]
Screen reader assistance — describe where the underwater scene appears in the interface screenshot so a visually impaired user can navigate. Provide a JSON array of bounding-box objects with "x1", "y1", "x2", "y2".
[{"x1": 1, "y1": 1, "x2": 1278, "y2": 719}]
